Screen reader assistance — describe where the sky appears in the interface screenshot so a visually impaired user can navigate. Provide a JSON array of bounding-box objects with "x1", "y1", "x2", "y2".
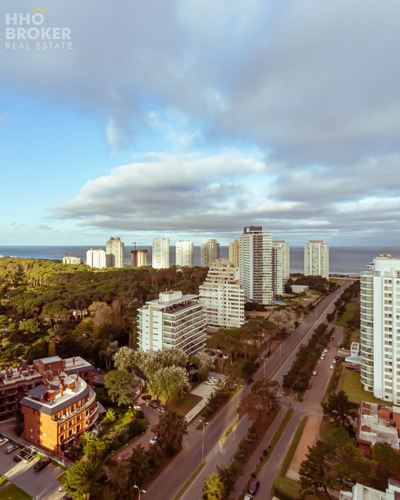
[{"x1": 1, "y1": 0, "x2": 400, "y2": 247}]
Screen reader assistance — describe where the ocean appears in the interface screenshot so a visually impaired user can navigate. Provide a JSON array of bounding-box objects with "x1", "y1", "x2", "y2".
[{"x1": 0, "y1": 245, "x2": 399, "y2": 275}]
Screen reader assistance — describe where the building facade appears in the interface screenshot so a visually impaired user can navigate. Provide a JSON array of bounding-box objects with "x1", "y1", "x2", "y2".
[
  {"x1": 131, "y1": 249, "x2": 148, "y2": 267},
  {"x1": 152, "y1": 237, "x2": 170, "y2": 269},
  {"x1": 86, "y1": 248, "x2": 106, "y2": 269},
  {"x1": 360, "y1": 255, "x2": 400, "y2": 404},
  {"x1": 228, "y1": 239, "x2": 240, "y2": 268},
  {"x1": 176, "y1": 240, "x2": 194, "y2": 267},
  {"x1": 137, "y1": 290, "x2": 206, "y2": 355},
  {"x1": 304, "y1": 240, "x2": 329, "y2": 279},
  {"x1": 106, "y1": 237, "x2": 124, "y2": 268},
  {"x1": 239, "y1": 226, "x2": 273, "y2": 305},
  {"x1": 201, "y1": 239, "x2": 220, "y2": 268},
  {"x1": 62, "y1": 256, "x2": 82, "y2": 265},
  {"x1": 199, "y1": 259, "x2": 245, "y2": 329},
  {"x1": 272, "y1": 241, "x2": 290, "y2": 296}
]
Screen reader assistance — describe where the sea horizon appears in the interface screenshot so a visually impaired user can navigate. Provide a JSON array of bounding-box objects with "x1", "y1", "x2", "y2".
[{"x1": 1, "y1": 245, "x2": 399, "y2": 275}]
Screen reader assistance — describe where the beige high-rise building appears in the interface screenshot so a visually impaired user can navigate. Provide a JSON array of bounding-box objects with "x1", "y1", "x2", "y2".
[
  {"x1": 304, "y1": 240, "x2": 329, "y2": 280},
  {"x1": 239, "y1": 226, "x2": 273, "y2": 305},
  {"x1": 86, "y1": 248, "x2": 106, "y2": 269},
  {"x1": 152, "y1": 237, "x2": 170, "y2": 269},
  {"x1": 272, "y1": 241, "x2": 290, "y2": 296},
  {"x1": 106, "y1": 237, "x2": 124, "y2": 268},
  {"x1": 229, "y1": 239, "x2": 240, "y2": 268},
  {"x1": 176, "y1": 240, "x2": 194, "y2": 267},
  {"x1": 131, "y1": 249, "x2": 148, "y2": 267},
  {"x1": 201, "y1": 239, "x2": 220, "y2": 267},
  {"x1": 199, "y1": 259, "x2": 245, "y2": 329}
]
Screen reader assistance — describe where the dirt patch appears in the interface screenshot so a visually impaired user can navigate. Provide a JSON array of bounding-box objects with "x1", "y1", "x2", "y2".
[{"x1": 286, "y1": 414, "x2": 322, "y2": 480}]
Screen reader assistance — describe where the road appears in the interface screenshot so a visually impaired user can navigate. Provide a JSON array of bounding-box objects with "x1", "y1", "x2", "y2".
[{"x1": 145, "y1": 279, "x2": 355, "y2": 500}]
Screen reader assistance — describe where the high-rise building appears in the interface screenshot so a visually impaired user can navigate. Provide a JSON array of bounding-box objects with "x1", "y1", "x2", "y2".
[
  {"x1": 229, "y1": 239, "x2": 240, "y2": 268},
  {"x1": 152, "y1": 237, "x2": 170, "y2": 269},
  {"x1": 360, "y1": 254, "x2": 400, "y2": 404},
  {"x1": 304, "y1": 240, "x2": 329, "y2": 280},
  {"x1": 272, "y1": 241, "x2": 290, "y2": 296},
  {"x1": 199, "y1": 259, "x2": 245, "y2": 329},
  {"x1": 176, "y1": 240, "x2": 194, "y2": 267},
  {"x1": 137, "y1": 290, "x2": 206, "y2": 355},
  {"x1": 86, "y1": 248, "x2": 106, "y2": 269},
  {"x1": 106, "y1": 237, "x2": 124, "y2": 268},
  {"x1": 239, "y1": 226, "x2": 273, "y2": 305},
  {"x1": 131, "y1": 248, "x2": 148, "y2": 267},
  {"x1": 201, "y1": 239, "x2": 220, "y2": 267}
]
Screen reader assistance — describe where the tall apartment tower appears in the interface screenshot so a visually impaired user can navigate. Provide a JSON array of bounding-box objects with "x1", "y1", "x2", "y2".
[
  {"x1": 138, "y1": 290, "x2": 206, "y2": 355},
  {"x1": 86, "y1": 248, "x2": 106, "y2": 269},
  {"x1": 152, "y1": 237, "x2": 170, "y2": 269},
  {"x1": 176, "y1": 240, "x2": 194, "y2": 267},
  {"x1": 229, "y1": 239, "x2": 240, "y2": 268},
  {"x1": 360, "y1": 254, "x2": 400, "y2": 404},
  {"x1": 239, "y1": 226, "x2": 273, "y2": 305},
  {"x1": 106, "y1": 237, "x2": 124, "y2": 268},
  {"x1": 199, "y1": 259, "x2": 245, "y2": 329},
  {"x1": 131, "y1": 248, "x2": 148, "y2": 267},
  {"x1": 201, "y1": 239, "x2": 220, "y2": 267},
  {"x1": 304, "y1": 240, "x2": 329, "y2": 280},
  {"x1": 272, "y1": 241, "x2": 290, "y2": 296}
]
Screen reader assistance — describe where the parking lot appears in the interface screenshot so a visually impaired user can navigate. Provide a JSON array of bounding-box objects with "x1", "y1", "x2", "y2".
[{"x1": 0, "y1": 439, "x2": 64, "y2": 499}]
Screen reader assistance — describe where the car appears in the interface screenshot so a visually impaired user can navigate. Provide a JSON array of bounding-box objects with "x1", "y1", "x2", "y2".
[
  {"x1": 96, "y1": 368, "x2": 102, "y2": 373},
  {"x1": 157, "y1": 406, "x2": 166, "y2": 414},
  {"x1": 337, "y1": 342, "x2": 342, "y2": 347},
  {"x1": 312, "y1": 371, "x2": 317, "y2": 376},
  {"x1": 133, "y1": 405, "x2": 142, "y2": 411},
  {"x1": 149, "y1": 435, "x2": 158, "y2": 445},
  {"x1": 149, "y1": 400, "x2": 159, "y2": 408},
  {"x1": 205, "y1": 380, "x2": 215, "y2": 385},
  {"x1": 334, "y1": 355, "x2": 339, "y2": 360},
  {"x1": 141, "y1": 394, "x2": 151, "y2": 401},
  {"x1": 244, "y1": 495, "x2": 253, "y2": 500},
  {"x1": 330, "y1": 336, "x2": 334, "y2": 341},
  {"x1": 208, "y1": 376, "x2": 217, "y2": 382},
  {"x1": 323, "y1": 348, "x2": 328, "y2": 353},
  {"x1": 329, "y1": 364, "x2": 334, "y2": 369},
  {"x1": 248, "y1": 478, "x2": 260, "y2": 495},
  {"x1": 320, "y1": 355, "x2": 325, "y2": 360},
  {"x1": 333, "y1": 359, "x2": 337, "y2": 364},
  {"x1": 34, "y1": 457, "x2": 51, "y2": 472},
  {"x1": 5, "y1": 444, "x2": 18, "y2": 454},
  {"x1": 307, "y1": 383, "x2": 312, "y2": 389},
  {"x1": 13, "y1": 453, "x2": 22, "y2": 462},
  {"x1": 326, "y1": 345, "x2": 331, "y2": 349},
  {"x1": 0, "y1": 437, "x2": 9, "y2": 447}
]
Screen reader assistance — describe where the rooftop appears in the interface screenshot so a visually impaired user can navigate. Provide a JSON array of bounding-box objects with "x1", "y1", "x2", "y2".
[{"x1": 358, "y1": 402, "x2": 400, "y2": 450}]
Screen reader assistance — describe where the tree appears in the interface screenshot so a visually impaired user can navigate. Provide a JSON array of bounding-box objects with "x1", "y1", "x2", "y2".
[
  {"x1": 153, "y1": 411, "x2": 188, "y2": 457},
  {"x1": 197, "y1": 351, "x2": 215, "y2": 379},
  {"x1": 64, "y1": 458, "x2": 103, "y2": 500},
  {"x1": 322, "y1": 391, "x2": 357, "y2": 428},
  {"x1": 113, "y1": 346, "x2": 137, "y2": 372},
  {"x1": 202, "y1": 472, "x2": 226, "y2": 500},
  {"x1": 239, "y1": 376, "x2": 280, "y2": 435},
  {"x1": 104, "y1": 370, "x2": 137, "y2": 406},
  {"x1": 371, "y1": 442, "x2": 400, "y2": 490},
  {"x1": 299, "y1": 441, "x2": 335, "y2": 499},
  {"x1": 18, "y1": 318, "x2": 41, "y2": 335},
  {"x1": 334, "y1": 442, "x2": 376, "y2": 486},
  {"x1": 147, "y1": 365, "x2": 188, "y2": 404},
  {"x1": 100, "y1": 340, "x2": 119, "y2": 370}
]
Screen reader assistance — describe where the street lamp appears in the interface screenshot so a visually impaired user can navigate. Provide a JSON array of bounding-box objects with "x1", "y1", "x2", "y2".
[
  {"x1": 134, "y1": 485, "x2": 146, "y2": 500},
  {"x1": 199, "y1": 419, "x2": 209, "y2": 463},
  {"x1": 234, "y1": 384, "x2": 242, "y2": 421}
]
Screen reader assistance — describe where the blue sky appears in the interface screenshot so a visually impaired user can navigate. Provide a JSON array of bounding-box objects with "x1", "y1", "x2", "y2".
[{"x1": 1, "y1": 0, "x2": 400, "y2": 247}]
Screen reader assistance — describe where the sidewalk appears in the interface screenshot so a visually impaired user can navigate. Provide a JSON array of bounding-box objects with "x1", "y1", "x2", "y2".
[
  {"x1": 230, "y1": 409, "x2": 286, "y2": 499},
  {"x1": 185, "y1": 373, "x2": 225, "y2": 423}
]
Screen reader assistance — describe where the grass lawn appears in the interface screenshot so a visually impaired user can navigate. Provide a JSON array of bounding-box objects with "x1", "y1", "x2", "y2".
[
  {"x1": 168, "y1": 394, "x2": 202, "y2": 416},
  {"x1": 336, "y1": 301, "x2": 355, "y2": 327},
  {"x1": 0, "y1": 483, "x2": 32, "y2": 499},
  {"x1": 339, "y1": 368, "x2": 386, "y2": 405}
]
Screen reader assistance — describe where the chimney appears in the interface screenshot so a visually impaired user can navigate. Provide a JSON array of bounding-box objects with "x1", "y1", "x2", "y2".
[
  {"x1": 73, "y1": 357, "x2": 75, "y2": 365},
  {"x1": 59, "y1": 385, "x2": 63, "y2": 397}
]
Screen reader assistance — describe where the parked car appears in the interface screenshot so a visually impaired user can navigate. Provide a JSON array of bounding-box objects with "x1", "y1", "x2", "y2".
[
  {"x1": 329, "y1": 364, "x2": 334, "y2": 369},
  {"x1": 306, "y1": 383, "x2": 312, "y2": 389},
  {"x1": 133, "y1": 405, "x2": 142, "y2": 411},
  {"x1": 5, "y1": 444, "x2": 18, "y2": 454},
  {"x1": 205, "y1": 380, "x2": 215, "y2": 385},
  {"x1": 13, "y1": 453, "x2": 23, "y2": 462},
  {"x1": 337, "y1": 342, "x2": 342, "y2": 347},
  {"x1": 149, "y1": 400, "x2": 159, "y2": 408},
  {"x1": 157, "y1": 406, "x2": 166, "y2": 414},
  {"x1": 34, "y1": 457, "x2": 51, "y2": 472},
  {"x1": 141, "y1": 394, "x2": 151, "y2": 401},
  {"x1": 334, "y1": 355, "x2": 339, "y2": 360},
  {"x1": 248, "y1": 478, "x2": 260, "y2": 495},
  {"x1": 149, "y1": 435, "x2": 158, "y2": 445},
  {"x1": 320, "y1": 355, "x2": 325, "y2": 360},
  {"x1": 244, "y1": 495, "x2": 253, "y2": 500},
  {"x1": 0, "y1": 437, "x2": 9, "y2": 446},
  {"x1": 208, "y1": 376, "x2": 217, "y2": 382},
  {"x1": 312, "y1": 371, "x2": 317, "y2": 376}
]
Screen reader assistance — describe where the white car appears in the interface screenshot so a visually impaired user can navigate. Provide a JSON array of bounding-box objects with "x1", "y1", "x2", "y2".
[
  {"x1": 149, "y1": 435, "x2": 158, "y2": 445},
  {"x1": 312, "y1": 371, "x2": 317, "y2": 376},
  {"x1": 205, "y1": 380, "x2": 215, "y2": 385},
  {"x1": 244, "y1": 495, "x2": 253, "y2": 500},
  {"x1": 0, "y1": 437, "x2": 9, "y2": 447},
  {"x1": 208, "y1": 376, "x2": 217, "y2": 382},
  {"x1": 320, "y1": 355, "x2": 325, "y2": 360},
  {"x1": 329, "y1": 364, "x2": 334, "y2": 369}
]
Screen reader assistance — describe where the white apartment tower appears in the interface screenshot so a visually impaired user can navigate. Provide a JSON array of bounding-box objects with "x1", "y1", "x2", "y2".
[
  {"x1": 360, "y1": 254, "x2": 400, "y2": 404},
  {"x1": 199, "y1": 259, "x2": 245, "y2": 329},
  {"x1": 86, "y1": 249, "x2": 106, "y2": 269},
  {"x1": 304, "y1": 240, "x2": 329, "y2": 280},
  {"x1": 137, "y1": 290, "x2": 206, "y2": 355},
  {"x1": 229, "y1": 239, "x2": 240, "y2": 268},
  {"x1": 272, "y1": 241, "x2": 290, "y2": 296},
  {"x1": 106, "y1": 237, "x2": 124, "y2": 268},
  {"x1": 131, "y1": 249, "x2": 148, "y2": 267},
  {"x1": 176, "y1": 240, "x2": 194, "y2": 267},
  {"x1": 201, "y1": 239, "x2": 220, "y2": 267},
  {"x1": 152, "y1": 237, "x2": 170, "y2": 269},
  {"x1": 239, "y1": 226, "x2": 273, "y2": 305}
]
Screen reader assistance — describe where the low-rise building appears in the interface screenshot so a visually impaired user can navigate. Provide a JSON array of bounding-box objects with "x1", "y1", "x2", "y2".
[
  {"x1": 340, "y1": 479, "x2": 400, "y2": 500},
  {"x1": 62, "y1": 256, "x2": 83, "y2": 265},
  {"x1": 356, "y1": 401, "x2": 400, "y2": 456}
]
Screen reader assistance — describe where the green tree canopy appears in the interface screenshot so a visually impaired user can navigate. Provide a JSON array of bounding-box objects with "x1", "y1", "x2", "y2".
[
  {"x1": 104, "y1": 370, "x2": 137, "y2": 406},
  {"x1": 322, "y1": 390, "x2": 357, "y2": 428},
  {"x1": 299, "y1": 441, "x2": 335, "y2": 500},
  {"x1": 153, "y1": 411, "x2": 188, "y2": 457},
  {"x1": 147, "y1": 365, "x2": 188, "y2": 404}
]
